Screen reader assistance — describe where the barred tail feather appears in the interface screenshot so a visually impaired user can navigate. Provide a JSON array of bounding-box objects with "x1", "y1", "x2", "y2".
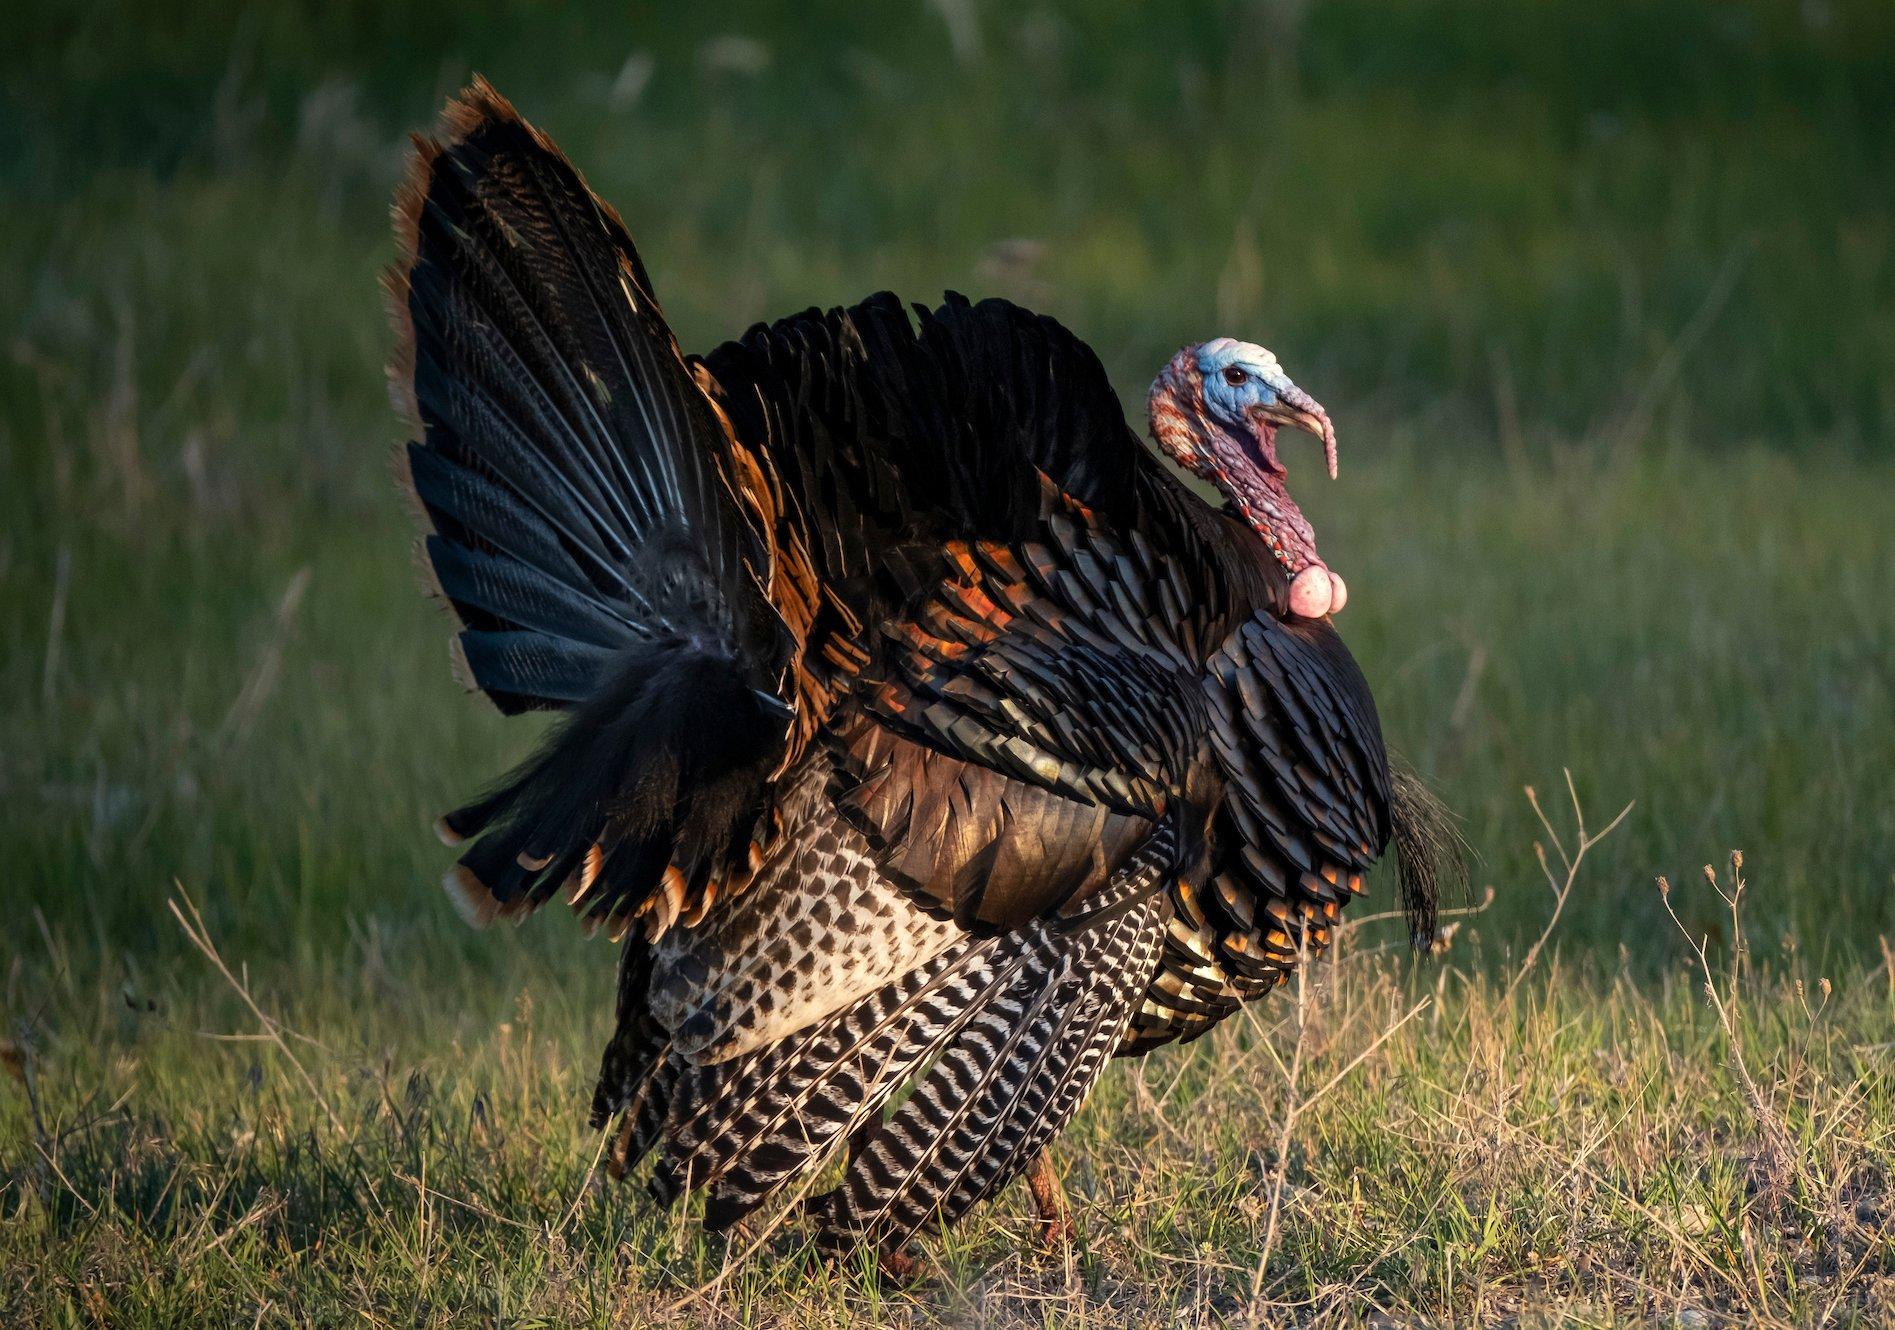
[
  {"x1": 689, "y1": 945, "x2": 990, "y2": 1227},
  {"x1": 655, "y1": 933, "x2": 1019, "y2": 1225}
]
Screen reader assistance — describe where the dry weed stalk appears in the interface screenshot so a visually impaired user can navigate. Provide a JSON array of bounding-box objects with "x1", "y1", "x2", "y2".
[
  {"x1": 1656, "y1": 855, "x2": 1797, "y2": 1226},
  {"x1": 1239, "y1": 933, "x2": 1431, "y2": 1325},
  {"x1": 167, "y1": 882, "x2": 346, "y2": 1140},
  {"x1": 1234, "y1": 772, "x2": 1635, "y2": 1325},
  {"x1": 215, "y1": 566, "x2": 312, "y2": 747},
  {"x1": 1509, "y1": 770, "x2": 1633, "y2": 1004}
]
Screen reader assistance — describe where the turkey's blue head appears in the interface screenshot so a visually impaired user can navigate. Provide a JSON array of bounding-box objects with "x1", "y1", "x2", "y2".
[{"x1": 1147, "y1": 338, "x2": 1347, "y2": 618}]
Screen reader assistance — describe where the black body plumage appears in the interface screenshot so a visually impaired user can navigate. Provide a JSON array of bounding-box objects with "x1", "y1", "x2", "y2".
[{"x1": 390, "y1": 79, "x2": 1454, "y2": 1260}]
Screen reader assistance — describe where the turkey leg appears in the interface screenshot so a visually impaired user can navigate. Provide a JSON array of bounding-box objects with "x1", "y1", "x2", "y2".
[{"x1": 1025, "y1": 1149, "x2": 1074, "y2": 1246}]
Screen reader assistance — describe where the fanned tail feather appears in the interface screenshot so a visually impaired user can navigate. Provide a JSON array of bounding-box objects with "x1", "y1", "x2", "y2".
[{"x1": 390, "y1": 79, "x2": 793, "y2": 931}]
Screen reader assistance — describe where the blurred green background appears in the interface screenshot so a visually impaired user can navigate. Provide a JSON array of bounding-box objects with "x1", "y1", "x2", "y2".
[{"x1": 2, "y1": 0, "x2": 1891, "y2": 993}]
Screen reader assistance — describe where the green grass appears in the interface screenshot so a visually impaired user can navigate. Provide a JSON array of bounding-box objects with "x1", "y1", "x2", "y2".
[
  {"x1": 3, "y1": 0, "x2": 1893, "y2": 1323},
  {"x1": 8, "y1": 855, "x2": 1895, "y2": 1325}
]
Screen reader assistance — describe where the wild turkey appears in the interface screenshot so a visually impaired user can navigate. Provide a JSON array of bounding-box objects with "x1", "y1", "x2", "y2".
[{"x1": 388, "y1": 79, "x2": 1452, "y2": 1269}]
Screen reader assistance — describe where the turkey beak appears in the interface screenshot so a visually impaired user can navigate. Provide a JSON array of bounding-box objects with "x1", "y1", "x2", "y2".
[{"x1": 1259, "y1": 379, "x2": 1339, "y2": 480}]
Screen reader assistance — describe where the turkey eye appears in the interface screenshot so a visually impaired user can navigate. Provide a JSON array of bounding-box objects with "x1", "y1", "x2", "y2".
[{"x1": 1222, "y1": 367, "x2": 1248, "y2": 386}]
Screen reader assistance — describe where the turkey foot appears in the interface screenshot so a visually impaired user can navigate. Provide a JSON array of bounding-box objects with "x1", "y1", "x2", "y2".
[
  {"x1": 1025, "y1": 1149, "x2": 1074, "y2": 1247},
  {"x1": 877, "y1": 1244, "x2": 925, "y2": 1282}
]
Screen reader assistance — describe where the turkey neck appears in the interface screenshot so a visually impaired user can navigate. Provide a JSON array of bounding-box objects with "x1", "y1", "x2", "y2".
[{"x1": 1145, "y1": 370, "x2": 1326, "y2": 582}]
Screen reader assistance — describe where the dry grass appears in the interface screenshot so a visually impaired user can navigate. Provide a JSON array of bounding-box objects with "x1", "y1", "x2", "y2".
[{"x1": 6, "y1": 781, "x2": 1892, "y2": 1328}]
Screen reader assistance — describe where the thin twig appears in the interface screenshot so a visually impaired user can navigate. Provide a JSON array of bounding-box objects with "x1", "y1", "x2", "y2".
[
  {"x1": 216, "y1": 566, "x2": 311, "y2": 747},
  {"x1": 41, "y1": 544, "x2": 71, "y2": 705},
  {"x1": 1336, "y1": 884, "x2": 1497, "y2": 937},
  {"x1": 1507, "y1": 772, "x2": 1633, "y2": 1003},
  {"x1": 167, "y1": 882, "x2": 344, "y2": 1135},
  {"x1": 392, "y1": 1169, "x2": 535, "y2": 1232},
  {"x1": 1240, "y1": 922, "x2": 1430, "y2": 1326},
  {"x1": 553, "y1": 1125, "x2": 612, "y2": 1237}
]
